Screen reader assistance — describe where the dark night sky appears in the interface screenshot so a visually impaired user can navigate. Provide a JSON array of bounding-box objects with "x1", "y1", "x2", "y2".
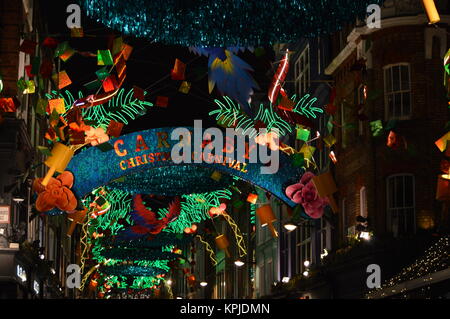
[{"x1": 39, "y1": 0, "x2": 275, "y2": 134}]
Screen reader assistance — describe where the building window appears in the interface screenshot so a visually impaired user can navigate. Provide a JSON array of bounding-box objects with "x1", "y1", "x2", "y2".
[
  {"x1": 359, "y1": 186, "x2": 368, "y2": 218},
  {"x1": 357, "y1": 84, "x2": 366, "y2": 136},
  {"x1": 341, "y1": 198, "x2": 346, "y2": 242},
  {"x1": 295, "y1": 44, "x2": 310, "y2": 97},
  {"x1": 217, "y1": 271, "x2": 226, "y2": 299},
  {"x1": 296, "y1": 221, "x2": 312, "y2": 274},
  {"x1": 266, "y1": 259, "x2": 273, "y2": 294},
  {"x1": 257, "y1": 263, "x2": 264, "y2": 297},
  {"x1": 384, "y1": 64, "x2": 411, "y2": 120},
  {"x1": 319, "y1": 218, "x2": 331, "y2": 254},
  {"x1": 386, "y1": 174, "x2": 415, "y2": 237}
]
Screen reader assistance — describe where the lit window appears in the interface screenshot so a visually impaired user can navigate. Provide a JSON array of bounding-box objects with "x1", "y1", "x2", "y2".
[
  {"x1": 387, "y1": 174, "x2": 415, "y2": 237},
  {"x1": 357, "y1": 84, "x2": 366, "y2": 136},
  {"x1": 384, "y1": 64, "x2": 411, "y2": 120}
]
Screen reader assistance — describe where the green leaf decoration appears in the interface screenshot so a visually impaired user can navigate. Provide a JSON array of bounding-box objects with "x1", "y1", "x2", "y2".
[
  {"x1": 209, "y1": 94, "x2": 324, "y2": 138},
  {"x1": 209, "y1": 96, "x2": 256, "y2": 136},
  {"x1": 159, "y1": 189, "x2": 233, "y2": 234},
  {"x1": 291, "y1": 94, "x2": 324, "y2": 119},
  {"x1": 45, "y1": 88, "x2": 153, "y2": 128}
]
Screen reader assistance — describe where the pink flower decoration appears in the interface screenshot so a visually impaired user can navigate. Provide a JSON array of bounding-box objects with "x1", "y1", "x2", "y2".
[
  {"x1": 254, "y1": 131, "x2": 279, "y2": 151},
  {"x1": 285, "y1": 172, "x2": 329, "y2": 219},
  {"x1": 85, "y1": 127, "x2": 109, "y2": 146}
]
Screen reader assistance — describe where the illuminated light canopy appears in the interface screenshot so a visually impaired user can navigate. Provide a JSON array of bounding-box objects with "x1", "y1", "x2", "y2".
[{"x1": 81, "y1": 0, "x2": 383, "y2": 47}]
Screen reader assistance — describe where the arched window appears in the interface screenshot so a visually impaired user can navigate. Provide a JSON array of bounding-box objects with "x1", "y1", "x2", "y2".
[{"x1": 386, "y1": 174, "x2": 415, "y2": 237}]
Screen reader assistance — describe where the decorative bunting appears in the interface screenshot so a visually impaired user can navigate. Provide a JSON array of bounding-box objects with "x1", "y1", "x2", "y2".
[
  {"x1": 98, "y1": 50, "x2": 114, "y2": 66},
  {"x1": 300, "y1": 144, "x2": 316, "y2": 160},
  {"x1": 179, "y1": 81, "x2": 191, "y2": 94},
  {"x1": 115, "y1": 55, "x2": 126, "y2": 78},
  {"x1": 107, "y1": 120, "x2": 124, "y2": 137},
  {"x1": 40, "y1": 60, "x2": 53, "y2": 78},
  {"x1": 156, "y1": 96, "x2": 169, "y2": 107},
  {"x1": 277, "y1": 95, "x2": 295, "y2": 111},
  {"x1": 42, "y1": 37, "x2": 58, "y2": 48},
  {"x1": 435, "y1": 132, "x2": 450, "y2": 152},
  {"x1": 36, "y1": 98, "x2": 47, "y2": 115},
  {"x1": 54, "y1": 42, "x2": 70, "y2": 57},
  {"x1": 17, "y1": 77, "x2": 27, "y2": 92},
  {"x1": 60, "y1": 48, "x2": 76, "y2": 62},
  {"x1": 133, "y1": 86, "x2": 145, "y2": 101},
  {"x1": 0, "y1": 98, "x2": 18, "y2": 113},
  {"x1": 36, "y1": 146, "x2": 52, "y2": 156},
  {"x1": 291, "y1": 152, "x2": 304, "y2": 167},
  {"x1": 70, "y1": 27, "x2": 84, "y2": 37},
  {"x1": 48, "y1": 98, "x2": 66, "y2": 114},
  {"x1": 25, "y1": 65, "x2": 35, "y2": 78},
  {"x1": 122, "y1": 44, "x2": 133, "y2": 60},
  {"x1": 54, "y1": 71, "x2": 72, "y2": 89},
  {"x1": 19, "y1": 39, "x2": 36, "y2": 55},
  {"x1": 246, "y1": 193, "x2": 258, "y2": 204},
  {"x1": 69, "y1": 130, "x2": 85, "y2": 145},
  {"x1": 112, "y1": 37, "x2": 124, "y2": 56},
  {"x1": 323, "y1": 134, "x2": 336, "y2": 147},
  {"x1": 171, "y1": 58, "x2": 186, "y2": 80},
  {"x1": 103, "y1": 75, "x2": 118, "y2": 92},
  {"x1": 296, "y1": 125, "x2": 310, "y2": 141},
  {"x1": 96, "y1": 67, "x2": 110, "y2": 80},
  {"x1": 370, "y1": 120, "x2": 384, "y2": 137},
  {"x1": 23, "y1": 80, "x2": 35, "y2": 94}
]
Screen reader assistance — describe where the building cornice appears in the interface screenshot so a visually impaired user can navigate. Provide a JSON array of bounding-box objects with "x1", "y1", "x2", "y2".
[{"x1": 325, "y1": 14, "x2": 450, "y2": 75}]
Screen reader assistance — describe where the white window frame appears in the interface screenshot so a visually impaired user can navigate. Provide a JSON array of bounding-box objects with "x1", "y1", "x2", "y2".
[
  {"x1": 384, "y1": 63, "x2": 412, "y2": 120},
  {"x1": 319, "y1": 218, "x2": 331, "y2": 253},
  {"x1": 295, "y1": 44, "x2": 310, "y2": 97},
  {"x1": 386, "y1": 174, "x2": 416, "y2": 237},
  {"x1": 296, "y1": 221, "x2": 312, "y2": 274}
]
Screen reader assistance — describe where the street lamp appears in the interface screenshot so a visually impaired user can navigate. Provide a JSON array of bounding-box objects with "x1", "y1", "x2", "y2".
[
  {"x1": 200, "y1": 281, "x2": 208, "y2": 287},
  {"x1": 234, "y1": 260, "x2": 245, "y2": 267},
  {"x1": 283, "y1": 222, "x2": 297, "y2": 231}
]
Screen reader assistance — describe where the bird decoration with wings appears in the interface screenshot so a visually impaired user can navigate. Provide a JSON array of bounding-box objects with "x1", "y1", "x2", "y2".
[{"x1": 119, "y1": 194, "x2": 181, "y2": 239}]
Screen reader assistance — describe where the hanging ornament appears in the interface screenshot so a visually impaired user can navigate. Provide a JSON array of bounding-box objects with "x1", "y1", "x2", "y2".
[
  {"x1": 256, "y1": 204, "x2": 278, "y2": 237},
  {"x1": 215, "y1": 234, "x2": 231, "y2": 257},
  {"x1": 268, "y1": 49, "x2": 289, "y2": 105}
]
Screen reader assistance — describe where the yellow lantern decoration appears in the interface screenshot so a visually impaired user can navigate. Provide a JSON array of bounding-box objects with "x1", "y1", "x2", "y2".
[
  {"x1": 215, "y1": 234, "x2": 231, "y2": 257},
  {"x1": 416, "y1": 210, "x2": 435, "y2": 230},
  {"x1": 41, "y1": 143, "x2": 74, "y2": 186},
  {"x1": 312, "y1": 171, "x2": 339, "y2": 213},
  {"x1": 422, "y1": 0, "x2": 440, "y2": 24},
  {"x1": 67, "y1": 208, "x2": 88, "y2": 237},
  {"x1": 436, "y1": 175, "x2": 450, "y2": 201},
  {"x1": 256, "y1": 204, "x2": 278, "y2": 237}
]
